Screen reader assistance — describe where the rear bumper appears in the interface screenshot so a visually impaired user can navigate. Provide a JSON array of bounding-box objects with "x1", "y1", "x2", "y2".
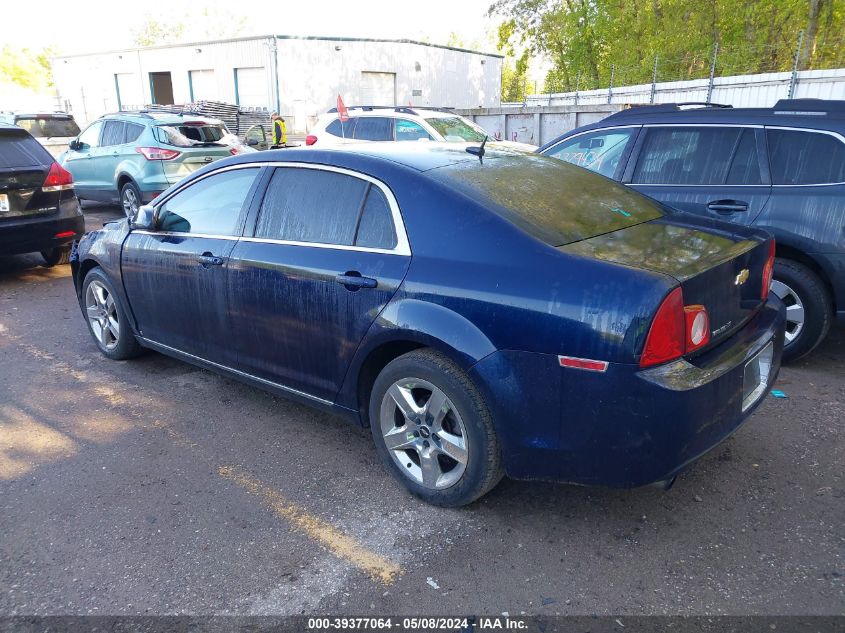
[
  {"x1": 469, "y1": 298, "x2": 786, "y2": 487},
  {"x1": 0, "y1": 206, "x2": 85, "y2": 256}
]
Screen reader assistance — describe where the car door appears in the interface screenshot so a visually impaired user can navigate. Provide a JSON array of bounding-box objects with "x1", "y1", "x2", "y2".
[
  {"x1": 61, "y1": 120, "x2": 103, "y2": 196},
  {"x1": 541, "y1": 126, "x2": 641, "y2": 180},
  {"x1": 121, "y1": 165, "x2": 263, "y2": 366},
  {"x1": 227, "y1": 165, "x2": 411, "y2": 402},
  {"x1": 624, "y1": 125, "x2": 772, "y2": 227},
  {"x1": 97, "y1": 119, "x2": 127, "y2": 197}
]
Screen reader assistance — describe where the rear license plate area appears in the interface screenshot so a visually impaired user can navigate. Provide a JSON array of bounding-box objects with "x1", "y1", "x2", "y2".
[
  {"x1": 742, "y1": 341, "x2": 774, "y2": 411},
  {"x1": 0, "y1": 194, "x2": 9, "y2": 213}
]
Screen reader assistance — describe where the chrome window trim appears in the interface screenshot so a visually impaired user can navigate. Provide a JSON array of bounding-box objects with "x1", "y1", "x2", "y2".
[
  {"x1": 145, "y1": 161, "x2": 411, "y2": 256},
  {"x1": 139, "y1": 337, "x2": 332, "y2": 406},
  {"x1": 539, "y1": 124, "x2": 641, "y2": 156}
]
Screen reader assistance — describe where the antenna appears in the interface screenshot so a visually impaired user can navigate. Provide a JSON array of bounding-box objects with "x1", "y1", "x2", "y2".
[{"x1": 466, "y1": 135, "x2": 488, "y2": 162}]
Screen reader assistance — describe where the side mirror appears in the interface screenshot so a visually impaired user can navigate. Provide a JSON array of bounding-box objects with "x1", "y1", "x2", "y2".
[
  {"x1": 131, "y1": 204, "x2": 156, "y2": 230},
  {"x1": 68, "y1": 139, "x2": 81, "y2": 151}
]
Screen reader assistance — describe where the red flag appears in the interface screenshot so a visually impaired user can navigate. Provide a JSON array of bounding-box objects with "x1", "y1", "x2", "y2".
[{"x1": 337, "y1": 94, "x2": 349, "y2": 122}]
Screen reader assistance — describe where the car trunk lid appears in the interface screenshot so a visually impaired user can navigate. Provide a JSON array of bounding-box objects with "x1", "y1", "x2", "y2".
[
  {"x1": 0, "y1": 128, "x2": 56, "y2": 219},
  {"x1": 560, "y1": 217, "x2": 770, "y2": 350}
]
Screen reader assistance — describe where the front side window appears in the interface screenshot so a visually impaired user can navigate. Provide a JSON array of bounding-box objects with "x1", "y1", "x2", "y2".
[
  {"x1": 424, "y1": 117, "x2": 486, "y2": 142},
  {"x1": 77, "y1": 121, "x2": 103, "y2": 149},
  {"x1": 395, "y1": 119, "x2": 432, "y2": 142},
  {"x1": 544, "y1": 128, "x2": 637, "y2": 179},
  {"x1": 354, "y1": 117, "x2": 393, "y2": 141},
  {"x1": 767, "y1": 129, "x2": 845, "y2": 185},
  {"x1": 100, "y1": 120, "x2": 126, "y2": 147},
  {"x1": 157, "y1": 168, "x2": 259, "y2": 235},
  {"x1": 633, "y1": 127, "x2": 742, "y2": 185}
]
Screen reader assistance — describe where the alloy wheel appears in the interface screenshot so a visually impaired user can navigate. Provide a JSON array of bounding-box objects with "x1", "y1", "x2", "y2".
[
  {"x1": 379, "y1": 378, "x2": 468, "y2": 490},
  {"x1": 121, "y1": 187, "x2": 139, "y2": 218},
  {"x1": 85, "y1": 280, "x2": 120, "y2": 350},
  {"x1": 770, "y1": 279, "x2": 805, "y2": 344}
]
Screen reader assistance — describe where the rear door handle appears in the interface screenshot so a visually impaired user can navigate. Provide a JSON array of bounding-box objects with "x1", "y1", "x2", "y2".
[
  {"x1": 197, "y1": 252, "x2": 224, "y2": 267},
  {"x1": 707, "y1": 199, "x2": 749, "y2": 213},
  {"x1": 335, "y1": 272, "x2": 378, "y2": 290}
]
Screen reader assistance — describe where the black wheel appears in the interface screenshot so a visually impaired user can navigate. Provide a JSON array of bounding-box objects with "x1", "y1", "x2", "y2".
[
  {"x1": 40, "y1": 245, "x2": 71, "y2": 267},
  {"x1": 81, "y1": 267, "x2": 143, "y2": 360},
  {"x1": 119, "y1": 181, "x2": 142, "y2": 218},
  {"x1": 771, "y1": 258, "x2": 832, "y2": 363},
  {"x1": 369, "y1": 349, "x2": 503, "y2": 507}
]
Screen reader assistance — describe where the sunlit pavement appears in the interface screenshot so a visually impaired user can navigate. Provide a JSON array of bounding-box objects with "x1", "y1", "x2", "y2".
[{"x1": 1, "y1": 205, "x2": 842, "y2": 615}]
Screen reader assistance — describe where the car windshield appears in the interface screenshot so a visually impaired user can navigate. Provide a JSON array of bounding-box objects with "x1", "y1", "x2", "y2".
[
  {"x1": 17, "y1": 117, "x2": 80, "y2": 138},
  {"x1": 155, "y1": 124, "x2": 226, "y2": 147},
  {"x1": 430, "y1": 153, "x2": 665, "y2": 246},
  {"x1": 425, "y1": 117, "x2": 487, "y2": 143}
]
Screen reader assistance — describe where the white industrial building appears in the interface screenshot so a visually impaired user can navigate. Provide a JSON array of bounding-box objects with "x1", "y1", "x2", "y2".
[{"x1": 52, "y1": 35, "x2": 503, "y2": 132}]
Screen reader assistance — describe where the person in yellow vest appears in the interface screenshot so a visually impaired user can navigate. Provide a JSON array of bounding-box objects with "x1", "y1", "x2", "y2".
[{"x1": 270, "y1": 113, "x2": 287, "y2": 147}]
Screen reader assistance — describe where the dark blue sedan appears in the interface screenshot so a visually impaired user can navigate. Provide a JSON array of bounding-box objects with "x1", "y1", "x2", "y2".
[{"x1": 71, "y1": 144, "x2": 786, "y2": 506}]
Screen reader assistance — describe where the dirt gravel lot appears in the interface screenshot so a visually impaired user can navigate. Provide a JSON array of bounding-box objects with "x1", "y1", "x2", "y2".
[{"x1": 1, "y1": 207, "x2": 842, "y2": 616}]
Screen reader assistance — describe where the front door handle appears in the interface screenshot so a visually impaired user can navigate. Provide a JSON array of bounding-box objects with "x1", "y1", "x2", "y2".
[
  {"x1": 336, "y1": 271, "x2": 378, "y2": 290},
  {"x1": 197, "y1": 252, "x2": 224, "y2": 267},
  {"x1": 707, "y1": 199, "x2": 749, "y2": 213}
]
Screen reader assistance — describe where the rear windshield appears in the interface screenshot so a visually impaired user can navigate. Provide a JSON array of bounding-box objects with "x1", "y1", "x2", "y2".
[
  {"x1": 0, "y1": 131, "x2": 52, "y2": 168},
  {"x1": 16, "y1": 116, "x2": 80, "y2": 138},
  {"x1": 430, "y1": 153, "x2": 665, "y2": 246},
  {"x1": 155, "y1": 124, "x2": 226, "y2": 147},
  {"x1": 425, "y1": 117, "x2": 486, "y2": 143}
]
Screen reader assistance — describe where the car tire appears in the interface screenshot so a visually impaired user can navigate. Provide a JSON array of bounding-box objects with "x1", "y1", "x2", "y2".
[
  {"x1": 40, "y1": 245, "x2": 71, "y2": 267},
  {"x1": 369, "y1": 348, "x2": 503, "y2": 507},
  {"x1": 771, "y1": 258, "x2": 832, "y2": 363},
  {"x1": 119, "y1": 181, "x2": 142, "y2": 219},
  {"x1": 81, "y1": 267, "x2": 143, "y2": 360}
]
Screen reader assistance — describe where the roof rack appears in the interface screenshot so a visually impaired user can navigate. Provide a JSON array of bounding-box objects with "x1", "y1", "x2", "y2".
[
  {"x1": 325, "y1": 105, "x2": 455, "y2": 115},
  {"x1": 100, "y1": 110, "x2": 155, "y2": 119},
  {"x1": 606, "y1": 102, "x2": 733, "y2": 119},
  {"x1": 773, "y1": 98, "x2": 845, "y2": 114}
]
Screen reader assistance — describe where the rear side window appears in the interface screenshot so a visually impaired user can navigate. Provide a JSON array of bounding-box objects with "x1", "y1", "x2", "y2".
[
  {"x1": 158, "y1": 167, "x2": 259, "y2": 235},
  {"x1": 124, "y1": 122, "x2": 145, "y2": 144},
  {"x1": 726, "y1": 129, "x2": 762, "y2": 185},
  {"x1": 355, "y1": 187, "x2": 397, "y2": 249},
  {"x1": 354, "y1": 117, "x2": 393, "y2": 141},
  {"x1": 101, "y1": 120, "x2": 126, "y2": 147},
  {"x1": 326, "y1": 118, "x2": 357, "y2": 138},
  {"x1": 633, "y1": 127, "x2": 741, "y2": 185},
  {"x1": 544, "y1": 128, "x2": 637, "y2": 179},
  {"x1": 256, "y1": 168, "x2": 368, "y2": 245},
  {"x1": 0, "y1": 132, "x2": 52, "y2": 168},
  {"x1": 767, "y1": 129, "x2": 845, "y2": 185}
]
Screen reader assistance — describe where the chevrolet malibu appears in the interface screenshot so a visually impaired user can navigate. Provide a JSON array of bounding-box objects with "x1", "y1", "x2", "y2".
[{"x1": 71, "y1": 144, "x2": 785, "y2": 506}]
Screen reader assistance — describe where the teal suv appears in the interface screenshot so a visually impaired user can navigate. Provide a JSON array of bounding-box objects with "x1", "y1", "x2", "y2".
[{"x1": 60, "y1": 112, "x2": 239, "y2": 217}]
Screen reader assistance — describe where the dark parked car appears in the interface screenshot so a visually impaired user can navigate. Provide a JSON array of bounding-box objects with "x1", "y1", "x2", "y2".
[
  {"x1": 539, "y1": 98, "x2": 845, "y2": 362},
  {"x1": 0, "y1": 123, "x2": 84, "y2": 265},
  {"x1": 71, "y1": 144, "x2": 784, "y2": 506}
]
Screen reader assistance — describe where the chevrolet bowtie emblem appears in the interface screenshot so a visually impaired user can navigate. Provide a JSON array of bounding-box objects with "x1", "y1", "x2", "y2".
[{"x1": 735, "y1": 269, "x2": 750, "y2": 285}]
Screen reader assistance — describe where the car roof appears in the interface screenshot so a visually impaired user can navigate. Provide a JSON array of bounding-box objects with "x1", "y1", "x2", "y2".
[
  {"x1": 100, "y1": 111, "x2": 224, "y2": 126},
  {"x1": 12, "y1": 112, "x2": 75, "y2": 119}
]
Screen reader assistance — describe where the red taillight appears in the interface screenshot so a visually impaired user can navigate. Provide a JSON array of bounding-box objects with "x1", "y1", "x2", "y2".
[
  {"x1": 640, "y1": 288, "x2": 712, "y2": 368},
  {"x1": 640, "y1": 287, "x2": 686, "y2": 368},
  {"x1": 684, "y1": 305, "x2": 710, "y2": 353},
  {"x1": 305, "y1": 135, "x2": 318, "y2": 146},
  {"x1": 761, "y1": 239, "x2": 776, "y2": 300},
  {"x1": 42, "y1": 162, "x2": 74, "y2": 192},
  {"x1": 54, "y1": 231, "x2": 76, "y2": 239},
  {"x1": 135, "y1": 147, "x2": 181, "y2": 160},
  {"x1": 229, "y1": 147, "x2": 239, "y2": 156}
]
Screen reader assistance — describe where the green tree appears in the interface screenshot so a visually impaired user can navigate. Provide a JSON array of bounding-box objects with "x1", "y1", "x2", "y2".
[
  {"x1": 0, "y1": 46, "x2": 56, "y2": 91},
  {"x1": 488, "y1": 0, "x2": 845, "y2": 93}
]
